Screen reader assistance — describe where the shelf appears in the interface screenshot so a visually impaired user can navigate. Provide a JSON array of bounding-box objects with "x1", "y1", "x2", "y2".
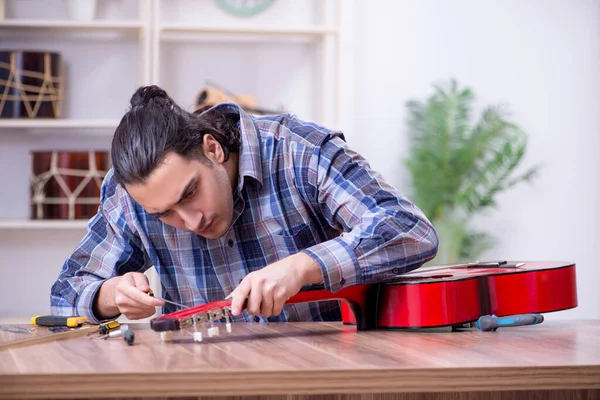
[
  {"x1": 0, "y1": 119, "x2": 119, "y2": 130},
  {"x1": 159, "y1": 24, "x2": 339, "y2": 37},
  {"x1": 0, "y1": 19, "x2": 144, "y2": 32},
  {"x1": 0, "y1": 220, "x2": 89, "y2": 229}
]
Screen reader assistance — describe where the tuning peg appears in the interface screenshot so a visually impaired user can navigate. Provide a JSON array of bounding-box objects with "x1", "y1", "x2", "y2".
[
  {"x1": 223, "y1": 307, "x2": 232, "y2": 333},
  {"x1": 207, "y1": 326, "x2": 220, "y2": 337}
]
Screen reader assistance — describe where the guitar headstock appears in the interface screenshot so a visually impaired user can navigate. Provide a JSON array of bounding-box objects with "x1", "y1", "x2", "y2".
[{"x1": 150, "y1": 300, "x2": 233, "y2": 342}]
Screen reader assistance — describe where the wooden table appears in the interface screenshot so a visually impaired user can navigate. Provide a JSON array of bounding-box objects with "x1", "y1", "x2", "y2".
[{"x1": 0, "y1": 320, "x2": 599, "y2": 399}]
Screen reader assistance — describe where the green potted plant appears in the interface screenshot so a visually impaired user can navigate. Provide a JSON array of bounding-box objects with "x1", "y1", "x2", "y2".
[{"x1": 403, "y1": 79, "x2": 539, "y2": 265}]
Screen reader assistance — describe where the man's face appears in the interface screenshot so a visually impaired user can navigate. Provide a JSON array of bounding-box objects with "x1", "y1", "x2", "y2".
[{"x1": 125, "y1": 135, "x2": 236, "y2": 240}]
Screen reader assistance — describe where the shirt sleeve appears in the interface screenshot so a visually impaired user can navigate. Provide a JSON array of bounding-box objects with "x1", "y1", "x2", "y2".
[
  {"x1": 300, "y1": 133, "x2": 439, "y2": 292},
  {"x1": 50, "y1": 170, "x2": 152, "y2": 323}
]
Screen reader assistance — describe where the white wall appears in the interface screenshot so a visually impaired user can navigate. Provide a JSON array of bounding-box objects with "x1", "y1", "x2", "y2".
[
  {"x1": 0, "y1": 0, "x2": 331, "y2": 321},
  {"x1": 1, "y1": 0, "x2": 598, "y2": 322},
  {"x1": 348, "y1": 0, "x2": 600, "y2": 320},
  {"x1": 0, "y1": 0, "x2": 139, "y2": 321}
]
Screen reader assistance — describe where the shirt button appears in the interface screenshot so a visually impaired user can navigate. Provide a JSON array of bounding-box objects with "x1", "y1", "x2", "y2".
[
  {"x1": 228, "y1": 239, "x2": 234, "y2": 247},
  {"x1": 254, "y1": 316, "x2": 260, "y2": 322},
  {"x1": 340, "y1": 278, "x2": 346, "y2": 286}
]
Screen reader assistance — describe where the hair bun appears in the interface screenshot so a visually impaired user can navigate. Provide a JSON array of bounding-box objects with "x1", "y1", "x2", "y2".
[{"x1": 130, "y1": 85, "x2": 169, "y2": 108}]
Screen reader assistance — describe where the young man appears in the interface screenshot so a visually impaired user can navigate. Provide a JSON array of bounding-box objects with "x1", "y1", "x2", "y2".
[{"x1": 50, "y1": 85, "x2": 439, "y2": 324}]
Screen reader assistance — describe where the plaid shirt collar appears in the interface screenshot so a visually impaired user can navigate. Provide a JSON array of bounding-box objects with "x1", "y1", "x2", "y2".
[{"x1": 199, "y1": 102, "x2": 263, "y2": 193}]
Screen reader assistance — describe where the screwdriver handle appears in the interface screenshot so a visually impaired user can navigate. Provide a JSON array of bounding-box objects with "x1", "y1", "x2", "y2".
[
  {"x1": 123, "y1": 329, "x2": 135, "y2": 345},
  {"x1": 31, "y1": 315, "x2": 87, "y2": 328},
  {"x1": 98, "y1": 320, "x2": 121, "y2": 335},
  {"x1": 477, "y1": 314, "x2": 544, "y2": 331}
]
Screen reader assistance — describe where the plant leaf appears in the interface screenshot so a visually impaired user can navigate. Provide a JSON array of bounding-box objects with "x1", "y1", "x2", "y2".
[{"x1": 403, "y1": 79, "x2": 538, "y2": 261}]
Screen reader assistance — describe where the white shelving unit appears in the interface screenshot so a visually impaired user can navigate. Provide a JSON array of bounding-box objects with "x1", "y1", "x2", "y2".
[
  {"x1": 0, "y1": 119, "x2": 120, "y2": 129},
  {"x1": 0, "y1": 0, "x2": 341, "y2": 320},
  {"x1": 151, "y1": 0, "x2": 341, "y2": 128},
  {"x1": 0, "y1": 220, "x2": 89, "y2": 229},
  {"x1": 0, "y1": 19, "x2": 143, "y2": 31},
  {"x1": 0, "y1": 0, "x2": 151, "y2": 230},
  {"x1": 0, "y1": 0, "x2": 341, "y2": 231},
  {"x1": 159, "y1": 23, "x2": 338, "y2": 36}
]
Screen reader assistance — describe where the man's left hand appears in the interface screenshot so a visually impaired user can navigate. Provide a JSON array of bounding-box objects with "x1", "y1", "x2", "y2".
[{"x1": 228, "y1": 252, "x2": 323, "y2": 318}]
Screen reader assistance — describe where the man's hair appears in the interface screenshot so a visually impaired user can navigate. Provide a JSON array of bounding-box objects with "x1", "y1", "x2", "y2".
[{"x1": 111, "y1": 85, "x2": 241, "y2": 186}]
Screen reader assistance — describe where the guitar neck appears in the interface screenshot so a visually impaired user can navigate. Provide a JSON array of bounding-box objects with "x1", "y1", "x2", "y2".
[{"x1": 151, "y1": 283, "x2": 377, "y2": 333}]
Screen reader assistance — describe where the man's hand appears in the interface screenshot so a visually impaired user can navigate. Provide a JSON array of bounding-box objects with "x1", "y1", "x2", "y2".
[
  {"x1": 228, "y1": 252, "x2": 323, "y2": 318},
  {"x1": 93, "y1": 272, "x2": 164, "y2": 320}
]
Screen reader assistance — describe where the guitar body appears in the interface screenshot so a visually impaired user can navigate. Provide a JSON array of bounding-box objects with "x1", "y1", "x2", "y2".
[
  {"x1": 150, "y1": 261, "x2": 578, "y2": 334},
  {"x1": 345, "y1": 261, "x2": 578, "y2": 329}
]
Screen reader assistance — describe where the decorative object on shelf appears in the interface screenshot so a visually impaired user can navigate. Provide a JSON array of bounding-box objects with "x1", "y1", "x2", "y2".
[
  {"x1": 403, "y1": 79, "x2": 540, "y2": 265},
  {"x1": 0, "y1": 50, "x2": 62, "y2": 119},
  {"x1": 195, "y1": 81, "x2": 282, "y2": 115},
  {"x1": 30, "y1": 151, "x2": 110, "y2": 220},
  {"x1": 66, "y1": 0, "x2": 97, "y2": 21},
  {"x1": 215, "y1": 0, "x2": 275, "y2": 17}
]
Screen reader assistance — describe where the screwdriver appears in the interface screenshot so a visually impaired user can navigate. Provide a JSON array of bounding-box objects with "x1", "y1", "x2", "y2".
[
  {"x1": 477, "y1": 313, "x2": 544, "y2": 331},
  {"x1": 31, "y1": 315, "x2": 88, "y2": 328},
  {"x1": 31, "y1": 315, "x2": 120, "y2": 336},
  {"x1": 99, "y1": 324, "x2": 128, "y2": 340},
  {"x1": 146, "y1": 289, "x2": 189, "y2": 309}
]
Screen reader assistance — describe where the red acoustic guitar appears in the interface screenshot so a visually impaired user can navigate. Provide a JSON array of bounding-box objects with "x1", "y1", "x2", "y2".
[{"x1": 150, "y1": 261, "x2": 577, "y2": 340}]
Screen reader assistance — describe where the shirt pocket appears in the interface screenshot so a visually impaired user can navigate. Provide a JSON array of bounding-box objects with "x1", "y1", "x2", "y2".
[{"x1": 258, "y1": 223, "x2": 318, "y2": 266}]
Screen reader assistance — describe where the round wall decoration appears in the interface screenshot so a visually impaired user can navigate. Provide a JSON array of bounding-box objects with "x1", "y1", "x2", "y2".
[{"x1": 215, "y1": 0, "x2": 275, "y2": 17}]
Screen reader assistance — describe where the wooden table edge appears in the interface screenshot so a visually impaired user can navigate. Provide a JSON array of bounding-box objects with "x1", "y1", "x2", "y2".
[{"x1": 2, "y1": 365, "x2": 599, "y2": 399}]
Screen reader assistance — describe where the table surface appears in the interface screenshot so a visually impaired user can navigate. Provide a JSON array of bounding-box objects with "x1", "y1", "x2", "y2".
[{"x1": 1, "y1": 320, "x2": 599, "y2": 399}]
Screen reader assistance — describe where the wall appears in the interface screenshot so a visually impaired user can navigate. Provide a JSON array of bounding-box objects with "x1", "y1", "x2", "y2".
[
  {"x1": 1, "y1": 0, "x2": 598, "y2": 322},
  {"x1": 0, "y1": 0, "x2": 333, "y2": 321},
  {"x1": 350, "y1": 0, "x2": 600, "y2": 320}
]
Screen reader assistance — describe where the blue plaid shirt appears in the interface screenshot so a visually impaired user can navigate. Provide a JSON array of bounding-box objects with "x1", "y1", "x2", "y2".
[{"x1": 50, "y1": 103, "x2": 439, "y2": 324}]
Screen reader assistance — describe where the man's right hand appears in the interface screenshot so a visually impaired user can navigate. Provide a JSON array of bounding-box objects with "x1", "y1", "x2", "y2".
[{"x1": 93, "y1": 272, "x2": 164, "y2": 320}]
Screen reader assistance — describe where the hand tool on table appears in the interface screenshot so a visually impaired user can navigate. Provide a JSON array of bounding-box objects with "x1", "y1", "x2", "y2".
[
  {"x1": 97, "y1": 324, "x2": 135, "y2": 346},
  {"x1": 147, "y1": 289, "x2": 190, "y2": 309},
  {"x1": 99, "y1": 324, "x2": 128, "y2": 339},
  {"x1": 31, "y1": 315, "x2": 87, "y2": 328},
  {"x1": 99, "y1": 329, "x2": 124, "y2": 340},
  {"x1": 476, "y1": 313, "x2": 544, "y2": 331},
  {"x1": 31, "y1": 315, "x2": 120, "y2": 335},
  {"x1": 94, "y1": 320, "x2": 121, "y2": 335},
  {"x1": 123, "y1": 329, "x2": 135, "y2": 345},
  {"x1": 0, "y1": 318, "x2": 120, "y2": 351}
]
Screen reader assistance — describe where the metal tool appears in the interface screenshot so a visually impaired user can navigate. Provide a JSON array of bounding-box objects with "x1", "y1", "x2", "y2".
[
  {"x1": 32, "y1": 315, "x2": 120, "y2": 336},
  {"x1": 147, "y1": 289, "x2": 189, "y2": 309},
  {"x1": 0, "y1": 318, "x2": 123, "y2": 351},
  {"x1": 100, "y1": 329, "x2": 123, "y2": 340},
  {"x1": 477, "y1": 313, "x2": 544, "y2": 331},
  {"x1": 464, "y1": 261, "x2": 525, "y2": 268}
]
